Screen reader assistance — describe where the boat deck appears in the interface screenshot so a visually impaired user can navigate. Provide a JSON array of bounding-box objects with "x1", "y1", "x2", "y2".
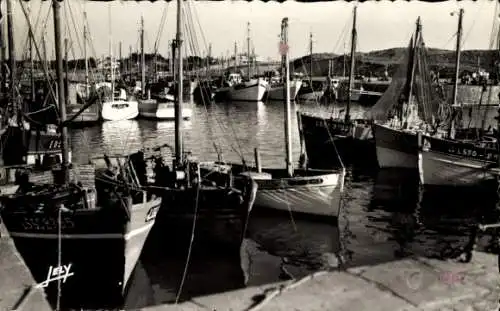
[{"x1": 0, "y1": 221, "x2": 52, "y2": 311}]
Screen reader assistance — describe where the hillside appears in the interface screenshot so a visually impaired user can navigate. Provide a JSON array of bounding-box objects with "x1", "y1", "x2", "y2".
[{"x1": 291, "y1": 48, "x2": 498, "y2": 79}]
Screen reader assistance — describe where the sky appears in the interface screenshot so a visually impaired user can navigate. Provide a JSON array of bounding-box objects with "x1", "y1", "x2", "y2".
[{"x1": 7, "y1": 0, "x2": 499, "y2": 62}]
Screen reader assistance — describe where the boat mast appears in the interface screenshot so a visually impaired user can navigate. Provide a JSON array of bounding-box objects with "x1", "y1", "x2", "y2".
[
  {"x1": 52, "y1": 0, "x2": 70, "y2": 184},
  {"x1": 108, "y1": 4, "x2": 114, "y2": 102},
  {"x1": 449, "y1": 8, "x2": 463, "y2": 139},
  {"x1": 247, "y1": 22, "x2": 251, "y2": 80},
  {"x1": 402, "y1": 17, "x2": 420, "y2": 130},
  {"x1": 83, "y1": 12, "x2": 89, "y2": 97},
  {"x1": 28, "y1": 6, "x2": 35, "y2": 103},
  {"x1": 141, "y1": 16, "x2": 145, "y2": 98},
  {"x1": 174, "y1": 0, "x2": 183, "y2": 165},
  {"x1": 234, "y1": 42, "x2": 237, "y2": 73},
  {"x1": 6, "y1": 0, "x2": 16, "y2": 108},
  {"x1": 129, "y1": 45, "x2": 132, "y2": 77},
  {"x1": 342, "y1": 41, "x2": 346, "y2": 78},
  {"x1": 309, "y1": 32, "x2": 313, "y2": 79},
  {"x1": 64, "y1": 38, "x2": 69, "y2": 108},
  {"x1": 119, "y1": 41, "x2": 122, "y2": 80},
  {"x1": 0, "y1": 10, "x2": 5, "y2": 96},
  {"x1": 207, "y1": 42, "x2": 212, "y2": 77},
  {"x1": 282, "y1": 18, "x2": 293, "y2": 177},
  {"x1": 345, "y1": 6, "x2": 357, "y2": 123},
  {"x1": 42, "y1": 31, "x2": 47, "y2": 75}
]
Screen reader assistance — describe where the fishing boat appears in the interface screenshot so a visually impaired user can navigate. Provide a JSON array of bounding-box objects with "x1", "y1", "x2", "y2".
[
  {"x1": 418, "y1": 8, "x2": 499, "y2": 189},
  {"x1": 215, "y1": 25, "x2": 268, "y2": 102},
  {"x1": 371, "y1": 17, "x2": 440, "y2": 169},
  {"x1": 266, "y1": 78, "x2": 302, "y2": 101},
  {"x1": 298, "y1": 7, "x2": 376, "y2": 168},
  {"x1": 101, "y1": 87, "x2": 139, "y2": 121},
  {"x1": 193, "y1": 79, "x2": 216, "y2": 103},
  {"x1": 66, "y1": 12, "x2": 101, "y2": 125},
  {"x1": 1, "y1": 121, "x2": 72, "y2": 178},
  {"x1": 141, "y1": 0, "x2": 257, "y2": 243},
  {"x1": 67, "y1": 84, "x2": 102, "y2": 124},
  {"x1": 101, "y1": 15, "x2": 138, "y2": 122},
  {"x1": 136, "y1": 19, "x2": 192, "y2": 120},
  {"x1": 229, "y1": 18, "x2": 345, "y2": 220},
  {"x1": 0, "y1": 2, "x2": 160, "y2": 309},
  {"x1": 296, "y1": 78, "x2": 324, "y2": 101},
  {"x1": 219, "y1": 76, "x2": 268, "y2": 102}
]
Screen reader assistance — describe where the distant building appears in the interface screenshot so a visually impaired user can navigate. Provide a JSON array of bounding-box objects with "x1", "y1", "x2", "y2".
[{"x1": 97, "y1": 57, "x2": 120, "y2": 71}]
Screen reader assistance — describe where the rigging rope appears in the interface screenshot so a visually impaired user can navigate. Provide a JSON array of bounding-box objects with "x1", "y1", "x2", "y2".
[
  {"x1": 18, "y1": 1, "x2": 60, "y2": 121},
  {"x1": 153, "y1": 4, "x2": 169, "y2": 55},
  {"x1": 180, "y1": 1, "x2": 248, "y2": 164}
]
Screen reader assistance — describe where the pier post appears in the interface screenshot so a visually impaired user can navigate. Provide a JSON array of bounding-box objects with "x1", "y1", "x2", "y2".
[{"x1": 254, "y1": 148, "x2": 262, "y2": 173}]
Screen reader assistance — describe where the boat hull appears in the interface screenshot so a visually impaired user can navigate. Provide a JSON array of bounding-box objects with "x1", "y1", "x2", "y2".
[
  {"x1": 297, "y1": 91, "x2": 323, "y2": 101},
  {"x1": 231, "y1": 166, "x2": 345, "y2": 219},
  {"x1": 67, "y1": 103, "x2": 102, "y2": 125},
  {"x1": 102, "y1": 100, "x2": 139, "y2": 121},
  {"x1": 226, "y1": 79, "x2": 268, "y2": 102},
  {"x1": 152, "y1": 185, "x2": 253, "y2": 249},
  {"x1": 373, "y1": 123, "x2": 418, "y2": 169},
  {"x1": 138, "y1": 100, "x2": 192, "y2": 120},
  {"x1": 1, "y1": 127, "x2": 71, "y2": 169},
  {"x1": 299, "y1": 113, "x2": 375, "y2": 168},
  {"x1": 0, "y1": 185, "x2": 161, "y2": 309},
  {"x1": 419, "y1": 134, "x2": 497, "y2": 189},
  {"x1": 266, "y1": 80, "x2": 303, "y2": 101}
]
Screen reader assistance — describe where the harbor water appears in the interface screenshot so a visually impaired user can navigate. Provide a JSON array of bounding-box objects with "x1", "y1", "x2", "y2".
[{"x1": 67, "y1": 100, "x2": 500, "y2": 309}]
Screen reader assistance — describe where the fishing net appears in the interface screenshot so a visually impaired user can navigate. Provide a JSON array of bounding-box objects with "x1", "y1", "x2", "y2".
[
  {"x1": 367, "y1": 37, "x2": 411, "y2": 122},
  {"x1": 367, "y1": 28, "x2": 448, "y2": 129}
]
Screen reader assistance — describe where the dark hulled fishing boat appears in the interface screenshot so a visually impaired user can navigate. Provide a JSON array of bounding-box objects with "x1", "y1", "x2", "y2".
[
  {"x1": 0, "y1": 161, "x2": 161, "y2": 308},
  {"x1": 0, "y1": 1, "x2": 161, "y2": 309},
  {"x1": 140, "y1": 0, "x2": 257, "y2": 249},
  {"x1": 298, "y1": 7, "x2": 376, "y2": 168},
  {"x1": 193, "y1": 79, "x2": 216, "y2": 103}
]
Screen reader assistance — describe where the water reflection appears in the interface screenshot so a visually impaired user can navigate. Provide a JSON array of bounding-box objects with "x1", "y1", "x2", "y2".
[
  {"x1": 127, "y1": 249, "x2": 245, "y2": 307},
  {"x1": 244, "y1": 214, "x2": 342, "y2": 283},
  {"x1": 366, "y1": 168, "x2": 497, "y2": 262},
  {"x1": 100, "y1": 120, "x2": 142, "y2": 155}
]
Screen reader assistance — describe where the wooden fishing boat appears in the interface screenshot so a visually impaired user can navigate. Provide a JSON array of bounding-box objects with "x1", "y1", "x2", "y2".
[
  {"x1": 266, "y1": 79, "x2": 302, "y2": 101},
  {"x1": 66, "y1": 14, "x2": 102, "y2": 126},
  {"x1": 0, "y1": 2, "x2": 160, "y2": 309},
  {"x1": 297, "y1": 7, "x2": 376, "y2": 169},
  {"x1": 418, "y1": 8, "x2": 500, "y2": 189},
  {"x1": 135, "y1": 20, "x2": 192, "y2": 120},
  {"x1": 372, "y1": 17, "x2": 441, "y2": 169},
  {"x1": 228, "y1": 18, "x2": 345, "y2": 220},
  {"x1": 418, "y1": 133, "x2": 497, "y2": 189},
  {"x1": 136, "y1": 0, "x2": 257, "y2": 246}
]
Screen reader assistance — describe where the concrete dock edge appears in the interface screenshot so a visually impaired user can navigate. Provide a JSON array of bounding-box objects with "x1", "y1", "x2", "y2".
[{"x1": 0, "y1": 220, "x2": 52, "y2": 311}]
